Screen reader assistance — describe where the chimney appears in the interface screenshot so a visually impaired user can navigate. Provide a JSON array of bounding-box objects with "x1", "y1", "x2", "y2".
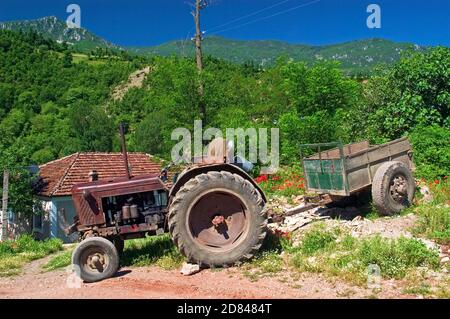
[{"x1": 88, "y1": 170, "x2": 99, "y2": 182}]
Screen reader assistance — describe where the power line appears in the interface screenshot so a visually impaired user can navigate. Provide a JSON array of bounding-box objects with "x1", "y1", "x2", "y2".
[
  {"x1": 179, "y1": 26, "x2": 195, "y2": 57},
  {"x1": 205, "y1": 0, "x2": 293, "y2": 33},
  {"x1": 209, "y1": 0, "x2": 321, "y2": 36}
]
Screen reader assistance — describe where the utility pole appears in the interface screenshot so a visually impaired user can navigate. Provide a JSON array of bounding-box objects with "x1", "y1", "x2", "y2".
[
  {"x1": 191, "y1": 0, "x2": 208, "y2": 123},
  {"x1": 1, "y1": 170, "x2": 9, "y2": 241}
]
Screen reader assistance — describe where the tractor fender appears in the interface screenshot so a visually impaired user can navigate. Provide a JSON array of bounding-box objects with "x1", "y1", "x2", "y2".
[{"x1": 169, "y1": 164, "x2": 267, "y2": 202}]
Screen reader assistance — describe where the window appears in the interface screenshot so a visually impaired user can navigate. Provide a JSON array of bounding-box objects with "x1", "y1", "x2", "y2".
[
  {"x1": 33, "y1": 213, "x2": 43, "y2": 233},
  {"x1": 7, "y1": 210, "x2": 15, "y2": 224}
]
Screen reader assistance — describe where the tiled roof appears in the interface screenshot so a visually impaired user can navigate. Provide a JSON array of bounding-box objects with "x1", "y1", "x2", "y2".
[{"x1": 38, "y1": 153, "x2": 162, "y2": 197}]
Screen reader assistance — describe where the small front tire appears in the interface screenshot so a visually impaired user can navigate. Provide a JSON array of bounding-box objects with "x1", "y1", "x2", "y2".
[{"x1": 72, "y1": 237, "x2": 120, "y2": 283}]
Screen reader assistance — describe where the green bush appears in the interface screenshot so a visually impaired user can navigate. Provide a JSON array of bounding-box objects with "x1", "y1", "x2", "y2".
[
  {"x1": 279, "y1": 110, "x2": 340, "y2": 163},
  {"x1": 409, "y1": 125, "x2": 450, "y2": 179},
  {"x1": 299, "y1": 224, "x2": 338, "y2": 255}
]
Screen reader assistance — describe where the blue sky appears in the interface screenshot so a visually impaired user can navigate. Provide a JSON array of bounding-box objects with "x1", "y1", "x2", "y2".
[{"x1": 0, "y1": 0, "x2": 449, "y2": 47}]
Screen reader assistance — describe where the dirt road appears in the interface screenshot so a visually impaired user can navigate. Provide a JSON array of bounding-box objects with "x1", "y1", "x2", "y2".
[{"x1": 0, "y1": 256, "x2": 410, "y2": 299}]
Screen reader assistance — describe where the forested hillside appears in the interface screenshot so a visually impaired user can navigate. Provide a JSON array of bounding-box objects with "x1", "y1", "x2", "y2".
[
  {"x1": 1, "y1": 16, "x2": 425, "y2": 75},
  {"x1": 0, "y1": 29, "x2": 449, "y2": 183},
  {"x1": 132, "y1": 36, "x2": 423, "y2": 75}
]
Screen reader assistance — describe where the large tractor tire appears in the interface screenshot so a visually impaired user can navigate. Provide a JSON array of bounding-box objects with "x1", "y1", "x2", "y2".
[
  {"x1": 372, "y1": 161, "x2": 415, "y2": 216},
  {"x1": 72, "y1": 237, "x2": 120, "y2": 283},
  {"x1": 168, "y1": 171, "x2": 267, "y2": 268}
]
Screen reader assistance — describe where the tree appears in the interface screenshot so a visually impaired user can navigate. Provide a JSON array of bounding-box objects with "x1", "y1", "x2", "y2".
[
  {"x1": 63, "y1": 50, "x2": 73, "y2": 68},
  {"x1": 350, "y1": 47, "x2": 450, "y2": 141},
  {"x1": 68, "y1": 101, "x2": 114, "y2": 152}
]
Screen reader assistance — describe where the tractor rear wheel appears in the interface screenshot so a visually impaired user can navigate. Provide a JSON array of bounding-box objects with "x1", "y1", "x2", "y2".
[
  {"x1": 372, "y1": 161, "x2": 415, "y2": 216},
  {"x1": 168, "y1": 171, "x2": 267, "y2": 268},
  {"x1": 72, "y1": 237, "x2": 119, "y2": 283}
]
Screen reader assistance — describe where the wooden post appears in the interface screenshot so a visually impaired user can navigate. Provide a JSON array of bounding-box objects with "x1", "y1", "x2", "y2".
[
  {"x1": 1, "y1": 170, "x2": 9, "y2": 241},
  {"x1": 192, "y1": 0, "x2": 207, "y2": 123}
]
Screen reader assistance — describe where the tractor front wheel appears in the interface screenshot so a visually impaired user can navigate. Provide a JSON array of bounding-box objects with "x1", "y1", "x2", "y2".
[{"x1": 72, "y1": 237, "x2": 119, "y2": 283}]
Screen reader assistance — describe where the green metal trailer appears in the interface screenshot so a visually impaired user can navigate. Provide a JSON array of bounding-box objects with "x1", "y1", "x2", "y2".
[{"x1": 300, "y1": 137, "x2": 416, "y2": 216}]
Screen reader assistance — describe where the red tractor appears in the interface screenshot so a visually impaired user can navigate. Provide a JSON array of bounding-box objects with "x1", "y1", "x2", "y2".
[{"x1": 68, "y1": 126, "x2": 267, "y2": 282}]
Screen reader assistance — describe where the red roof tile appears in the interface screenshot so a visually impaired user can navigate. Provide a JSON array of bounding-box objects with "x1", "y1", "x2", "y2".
[{"x1": 38, "y1": 153, "x2": 162, "y2": 197}]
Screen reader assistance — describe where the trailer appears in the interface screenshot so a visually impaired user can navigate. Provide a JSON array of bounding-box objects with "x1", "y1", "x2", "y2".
[{"x1": 298, "y1": 137, "x2": 416, "y2": 216}]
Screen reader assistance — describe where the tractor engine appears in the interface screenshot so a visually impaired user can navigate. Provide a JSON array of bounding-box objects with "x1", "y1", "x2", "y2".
[{"x1": 101, "y1": 189, "x2": 167, "y2": 228}]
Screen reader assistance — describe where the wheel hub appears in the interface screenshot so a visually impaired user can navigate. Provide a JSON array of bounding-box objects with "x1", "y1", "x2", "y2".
[
  {"x1": 85, "y1": 251, "x2": 107, "y2": 272},
  {"x1": 212, "y1": 215, "x2": 225, "y2": 228},
  {"x1": 188, "y1": 191, "x2": 248, "y2": 251},
  {"x1": 390, "y1": 175, "x2": 408, "y2": 202}
]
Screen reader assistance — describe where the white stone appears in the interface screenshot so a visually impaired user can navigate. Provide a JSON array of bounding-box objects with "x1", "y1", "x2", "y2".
[{"x1": 180, "y1": 263, "x2": 201, "y2": 276}]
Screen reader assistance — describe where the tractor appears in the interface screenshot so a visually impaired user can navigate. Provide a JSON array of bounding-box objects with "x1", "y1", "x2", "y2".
[{"x1": 68, "y1": 125, "x2": 267, "y2": 283}]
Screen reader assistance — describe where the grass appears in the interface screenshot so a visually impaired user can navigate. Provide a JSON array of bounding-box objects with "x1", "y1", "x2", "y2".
[
  {"x1": 41, "y1": 234, "x2": 185, "y2": 272},
  {"x1": 297, "y1": 224, "x2": 339, "y2": 255},
  {"x1": 121, "y1": 234, "x2": 184, "y2": 270},
  {"x1": 243, "y1": 252, "x2": 284, "y2": 282},
  {"x1": 42, "y1": 249, "x2": 73, "y2": 272},
  {"x1": 286, "y1": 223, "x2": 440, "y2": 285},
  {"x1": 412, "y1": 204, "x2": 450, "y2": 245},
  {"x1": 41, "y1": 234, "x2": 185, "y2": 273},
  {"x1": 71, "y1": 53, "x2": 106, "y2": 65},
  {"x1": 0, "y1": 235, "x2": 63, "y2": 277},
  {"x1": 412, "y1": 178, "x2": 450, "y2": 244}
]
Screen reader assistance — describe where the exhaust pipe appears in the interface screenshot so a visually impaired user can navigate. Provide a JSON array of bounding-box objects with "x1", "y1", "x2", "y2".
[{"x1": 119, "y1": 123, "x2": 131, "y2": 180}]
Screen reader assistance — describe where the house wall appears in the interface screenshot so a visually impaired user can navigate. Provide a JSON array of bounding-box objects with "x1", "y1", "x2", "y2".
[
  {"x1": 1, "y1": 197, "x2": 77, "y2": 243},
  {"x1": 5, "y1": 211, "x2": 32, "y2": 240},
  {"x1": 55, "y1": 197, "x2": 78, "y2": 243},
  {"x1": 2, "y1": 205, "x2": 49, "y2": 241},
  {"x1": 40, "y1": 196, "x2": 78, "y2": 243}
]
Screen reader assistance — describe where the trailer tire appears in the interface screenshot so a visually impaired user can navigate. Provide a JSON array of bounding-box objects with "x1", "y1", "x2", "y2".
[
  {"x1": 168, "y1": 171, "x2": 267, "y2": 268},
  {"x1": 372, "y1": 161, "x2": 415, "y2": 216},
  {"x1": 72, "y1": 237, "x2": 119, "y2": 283}
]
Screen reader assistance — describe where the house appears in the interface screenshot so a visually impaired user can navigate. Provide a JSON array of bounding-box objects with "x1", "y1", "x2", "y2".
[{"x1": 34, "y1": 152, "x2": 162, "y2": 243}]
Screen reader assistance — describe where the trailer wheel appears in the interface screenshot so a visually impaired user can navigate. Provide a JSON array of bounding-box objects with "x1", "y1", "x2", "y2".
[
  {"x1": 168, "y1": 171, "x2": 267, "y2": 268},
  {"x1": 72, "y1": 237, "x2": 119, "y2": 283},
  {"x1": 372, "y1": 161, "x2": 415, "y2": 216}
]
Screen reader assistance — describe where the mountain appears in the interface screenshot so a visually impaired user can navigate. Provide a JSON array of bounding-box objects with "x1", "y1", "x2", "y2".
[
  {"x1": 131, "y1": 36, "x2": 424, "y2": 74},
  {"x1": 0, "y1": 16, "x2": 117, "y2": 51},
  {"x1": 0, "y1": 16, "x2": 425, "y2": 74}
]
